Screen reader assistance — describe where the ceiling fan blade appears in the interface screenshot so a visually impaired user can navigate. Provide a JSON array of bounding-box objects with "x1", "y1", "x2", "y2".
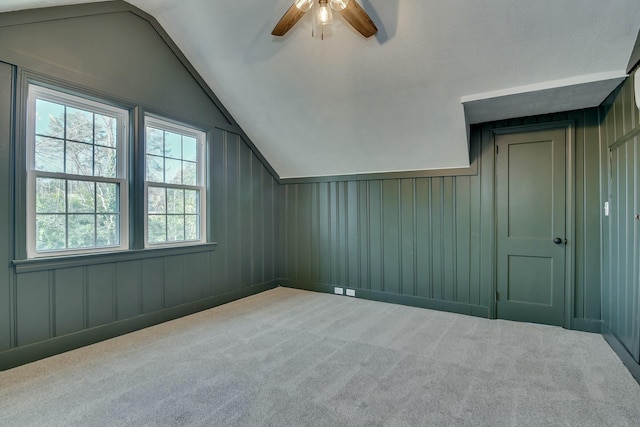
[
  {"x1": 272, "y1": 2, "x2": 308, "y2": 36},
  {"x1": 337, "y1": 1, "x2": 378, "y2": 38}
]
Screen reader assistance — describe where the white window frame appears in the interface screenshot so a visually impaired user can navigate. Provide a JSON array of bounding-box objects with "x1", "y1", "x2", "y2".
[
  {"x1": 26, "y1": 84, "x2": 129, "y2": 258},
  {"x1": 144, "y1": 115, "x2": 207, "y2": 248}
]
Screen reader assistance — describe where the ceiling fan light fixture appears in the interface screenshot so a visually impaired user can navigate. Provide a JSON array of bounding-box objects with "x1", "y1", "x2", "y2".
[
  {"x1": 329, "y1": 0, "x2": 349, "y2": 11},
  {"x1": 317, "y1": 0, "x2": 333, "y2": 25},
  {"x1": 294, "y1": 0, "x2": 314, "y2": 12},
  {"x1": 272, "y1": 0, "x2": 377, "y2": 38}
]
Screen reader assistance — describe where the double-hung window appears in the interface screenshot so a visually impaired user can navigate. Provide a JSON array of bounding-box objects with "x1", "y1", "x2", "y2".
[
  {"x1": 26, "y1": 84, "x2": 129, "y2": 258},
  {"x1": 144, "y1": 116, "x2": 206, "y2": 246}
]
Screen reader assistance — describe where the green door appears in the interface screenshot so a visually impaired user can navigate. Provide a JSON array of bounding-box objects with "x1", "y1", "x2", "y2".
[{"x1": 496, "y1": 128, "x2": 566, "y2": 326}]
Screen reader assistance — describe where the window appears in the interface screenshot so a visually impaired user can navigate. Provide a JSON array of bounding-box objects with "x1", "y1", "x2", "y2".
[
  {"x1": 26, "y1": 84, "x2": 129, "y2": 258},
  {"x1": 144, "y1": 116, "x2": 206, "y2": 246}
]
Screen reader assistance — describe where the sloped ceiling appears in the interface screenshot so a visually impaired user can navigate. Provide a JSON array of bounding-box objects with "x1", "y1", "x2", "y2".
[{"x1": 2, "y1": 1, "x2": 640, "y2": 179}]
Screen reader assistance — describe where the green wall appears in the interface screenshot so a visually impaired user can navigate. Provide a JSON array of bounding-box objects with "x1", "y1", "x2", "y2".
[
  {"x1": 0, "y1": 3, "x2": 278, "y2": 370},
  {"x1": 0, "y1": 62, "x2": 12, "y2": 353},
  {"x1": 0, "y1": 0, "x2": 632, "y2": 372},
  {"x1": 278, "y1": 110, "x2": 604, "y2": 329},
  {"x1": 600, "y1": 69, "x2": 640, "y2": 365}
]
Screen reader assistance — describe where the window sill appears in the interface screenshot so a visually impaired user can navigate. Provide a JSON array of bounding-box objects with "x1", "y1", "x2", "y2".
[{"x1": 12, "y1": 242, "x2": 218, "y2": 274}]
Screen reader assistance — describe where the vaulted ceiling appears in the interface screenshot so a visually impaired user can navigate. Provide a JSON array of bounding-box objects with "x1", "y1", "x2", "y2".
[{"x1": 2, "y1": 0, "x2": 640, "y2": 178}]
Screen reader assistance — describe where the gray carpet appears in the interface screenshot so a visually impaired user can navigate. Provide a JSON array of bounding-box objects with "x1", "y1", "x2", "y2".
[{"x1": 1, "y1": 287, "x2": 639, "y2": 426}]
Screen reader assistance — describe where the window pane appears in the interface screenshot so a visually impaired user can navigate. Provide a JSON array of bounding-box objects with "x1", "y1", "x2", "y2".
[
  {"x1": 185, "y1": 215, "x2": 198, "y2": 240},
  {"x1": 144, "y1": 117, "x2": 204, "y2": 247},
  {"x1": 185, "y1": 190, "x2": 198, "y2": 214},
  {"x1": 36, "y1": 214, "x2": 66, "y2": 251},
  {"x1": 167, "y1": 189, "x2": 184, "y2": 214},
  {"x1": 29, "y1": 85, "x2": 126, "y2": 256},
  {"x1": 148, "y1": 187, "x2": 166, "y2": 214},
  {"x1": 165, "y1": 158, "x2": 182, "y2": 184},
  {"x1": 97, "y1": 214, "x2": 119, "y2": 246},
  {"x1": 183, "y1": 161, "x2": 197, "y2": 186},
  {"x1": 146, "y1": 154, "x2": 163, "y2": 183},
  {"x1": 167, "y1": 215, "x2": 185, "y2": 241},
  {"x1": 35, "y1": 99, "x2": 64, "y2": 138},
  {"x1": 95, "y1": 146, "x2": 116, "y2": 178},
  {"x1": 146, "y1": 127, "x2": 163, "y2": 156},
  {"x1": 68, "y1": 214, "x2": 95, "y2": 248},
  {"x1": 66, "y1": 107, "x2": 93, "y2": 143},
  {"x1": 36, "y1": 178, "x2": 66, "y2": 213},
  {"x1": 96, "y1": 182, "x2": 118, "y2": 213},
  {"x1": 35, "y1": 137, "x2": 64, "y2": 173},
  {"x1": 66, "y1": 141, "x2": 93, "y2": 175},
  {"x1": 68, "y1": 180, "x2": 95, "y2": 213},
  {"x1": 148, "y1": 215, "x2": 166, "y2": 243},
  {"x1": 164, "y1": 132, "x2": 181, "y2": 159},
  {"x1": 95, "y1": 114, "x2": 117, "y2": 147},
  {"x1": 183, "y1": 137, "x2": 197, "y2": 162}
]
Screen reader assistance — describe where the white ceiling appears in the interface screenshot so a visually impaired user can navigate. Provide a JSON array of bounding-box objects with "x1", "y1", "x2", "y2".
[{"x1": 2, "y1": 0, "x2": 640, "y2": 178}]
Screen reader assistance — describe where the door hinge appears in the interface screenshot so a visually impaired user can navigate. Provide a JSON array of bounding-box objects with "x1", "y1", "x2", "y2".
[
  {"x1": 496, "y1": 144, "x2": 499, "y2": 154},
  {"x1": 495, "y1": 291, "x2": 500, "y2": 301}
]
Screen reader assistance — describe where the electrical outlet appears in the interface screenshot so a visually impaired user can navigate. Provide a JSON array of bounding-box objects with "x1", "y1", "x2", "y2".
[
  {"x1": 346, "y1": 289, "x2": 356, "y2": 297},
  {"x1": 334, "y1": 287, "x2": 344, "y2": 295}
]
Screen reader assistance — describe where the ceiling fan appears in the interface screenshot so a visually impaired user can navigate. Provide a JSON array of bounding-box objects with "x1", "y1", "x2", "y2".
[{"x1": 272, "y1": 0, "x2": 378, "y2": 38}]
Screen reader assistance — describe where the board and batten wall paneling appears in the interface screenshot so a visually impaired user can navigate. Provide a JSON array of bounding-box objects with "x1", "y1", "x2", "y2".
[
  {"x1": 210, "y1": 129, "x2": 279, "y2": 295},
  {"x1": 142, "y1": 258, "x2": 165, "y2": 314},
  {"x1": 3, "y1": 137, "x2": 279, "y2": 367},
  {"x1": 278, "y1": 174, "x2": 489, "y2": 315},
  {"x1": 576, "y1": 109, "x2": 603, "y2": 320},
  {"x1": 16, "y1": 271, "x2": 51, "y2": 347},
  {"x1": 0, "y1": 61, "x2": 13, "y2": 352},
  {"x1": 251, "y1": 154, "x2": 265, "y2": 285},
  {"x1": 277, "y1": 135, "x2": 492, "y2": 316},
  {"x1": 0, "y1": 5, "x2": 279, "y2": 370},
  {"x1": 609, "y1": 137, "x2": 639, "y2": 361},
  {"x1": 278, "y1": 110, "x2": 602, "y2": 323},
  {"x1": 163, "y1": 255, "x2": 186, "y2": 308},
  {"x1": 2, "y1": 127, "x2": 278, "y2": 371},
  {"x1": 183, "y1": 252, "x2": 209, "y2": 302},
  {"x1": 223, "y1": 131, "x2": 241, "y2": 292},
  {"x1": 54, "y1": 267, "x2": 85, "y2": 336},
  {"x1": 87, "y1": 264, "x2": 116, "y2": 328},
  {"x1": 600, "y1": 71, "x2": 640, "y2": 364},
  {"x1": 116, "y1": 261, "x2": 142, "y2": 320},
  {"x1": 239, "y1": 140, "x2": 252, "y2": 288},
  {"x1": 263, "y1": 165, "x2": 277, "y2": 282}
]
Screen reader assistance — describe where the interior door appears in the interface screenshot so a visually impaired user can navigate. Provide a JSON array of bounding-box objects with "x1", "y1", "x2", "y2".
[{"x1": 495, "y1": 128, "x2": 566, "y2": 326}]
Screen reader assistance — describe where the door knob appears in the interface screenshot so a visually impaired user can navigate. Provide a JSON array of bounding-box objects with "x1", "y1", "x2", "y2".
[{"x1": 553, "y1": 237, "x2": 563, "y2": 245}]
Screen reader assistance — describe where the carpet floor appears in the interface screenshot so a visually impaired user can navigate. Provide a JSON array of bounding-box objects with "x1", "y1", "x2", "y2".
[{"x1": 1, "y1": 287, "x2": 639, "y2": 426}]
